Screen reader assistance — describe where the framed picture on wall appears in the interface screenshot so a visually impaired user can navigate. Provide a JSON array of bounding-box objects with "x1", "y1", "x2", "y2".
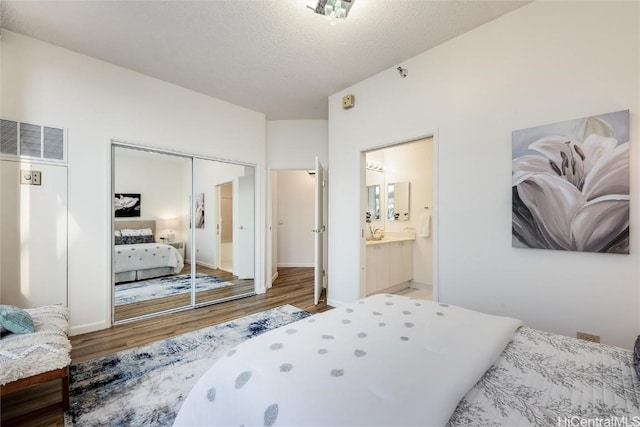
[
  {"x1": 512, "y1": 109, "x2": 629, "y2": 254},
  {"x1": 114, "y1": 193, "x2": 141, "y2": 217},
  {"x1": 195, "y1": 193, "x2": 205, "y2": 228}
]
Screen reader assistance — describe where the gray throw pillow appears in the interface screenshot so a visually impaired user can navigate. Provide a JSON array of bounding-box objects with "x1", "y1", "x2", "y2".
[{"x1": 0, "y1": 304, "x2": 35, "y2": 334}]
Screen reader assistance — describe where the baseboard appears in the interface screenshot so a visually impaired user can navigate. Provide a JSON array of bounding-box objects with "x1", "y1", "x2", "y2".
[
  {"x1": 70, "y1": 320, "x2": 109, "y2": 336},
  {"x1": 271, "y1": 271, "x2": 279, "y2": 284},
  {"x1": 377, "y1": 282, "x2": 409, "y2": 294},
  {"x1": 327, "y1": 298, "x2": 346, "y2": 308},
  {"x1": 195, "y1": 260, "x2": 217, "y2": 269},
  {"x1": 277, "y1": 263, "x2": 314, "y2": 268},
  {"x1": 409, "y1": 281, "x2": 432, "y2": 289}
]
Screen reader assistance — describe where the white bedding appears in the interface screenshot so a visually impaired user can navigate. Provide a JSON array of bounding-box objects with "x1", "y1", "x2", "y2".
[
  {"x1": 114, "y1": 243, "x2": 184, "y2": 276},
  {"x1": 449, "y1": 326, "x2": 640, "y2": 426},
  {"x1": 174, "y1": 294, "x2": 522, "y2": 426}
]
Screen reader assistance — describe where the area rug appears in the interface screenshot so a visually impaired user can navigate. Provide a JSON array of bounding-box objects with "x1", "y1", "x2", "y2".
[
  {"x1": 64, "y1": 305, "x2": 310, "y2": 426},
  {"x1": 114, "y1": 273, "x2": 233, "y2": 306}
]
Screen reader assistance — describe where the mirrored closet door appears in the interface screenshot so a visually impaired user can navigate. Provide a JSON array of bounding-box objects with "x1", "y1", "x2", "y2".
[
  {"x1": 112, "y1": 145, "x2": 256, "y2": 323},
  {"x1": 192, "y1": 158, "x2": 255, "y2": 305}
]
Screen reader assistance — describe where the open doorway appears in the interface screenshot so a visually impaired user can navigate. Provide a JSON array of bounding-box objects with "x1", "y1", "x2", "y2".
[
  {"x1": 362, "y1": 137, "x2": 435, "y2": 301},
  {"x1": 270, "y1": 169, "x2": 323, "y2": 302}
]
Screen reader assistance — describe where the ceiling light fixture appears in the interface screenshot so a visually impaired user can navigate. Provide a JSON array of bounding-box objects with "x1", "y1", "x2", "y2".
[{"x1": 308, "y1": 0, "x2": 355, "y2": 23}]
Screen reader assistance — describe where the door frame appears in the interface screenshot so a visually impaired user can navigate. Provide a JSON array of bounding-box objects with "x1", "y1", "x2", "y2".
[
  {"x1": 359, "y1": 131, "x2": 439, "y2": 302},
  {"x1": 266, "y1": 168, "x2": 328, "y2": 296}
]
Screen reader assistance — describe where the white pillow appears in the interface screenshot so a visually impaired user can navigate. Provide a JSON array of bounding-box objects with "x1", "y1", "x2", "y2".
[
  {"x1": 114, "y1": 230, "x2": 122, "y2": 237},
  {"x1": 120, "y1": 228, "x2": 153, "y2": 237}
]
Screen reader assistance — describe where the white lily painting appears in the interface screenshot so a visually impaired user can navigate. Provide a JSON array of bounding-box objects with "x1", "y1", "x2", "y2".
[{"x1": 512, "y1": 110, "x2": 629, "y2": 254}]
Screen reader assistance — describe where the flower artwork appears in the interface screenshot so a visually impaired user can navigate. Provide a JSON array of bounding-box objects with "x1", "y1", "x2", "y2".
[
  {"x1": 195, "y1": 193, "x2": 205, "y2": 229},
  {"x1": 114, "y1": 193, "x2": 141, "y2": 217},
  {"x1": 512, "y1": 110, "x2": 629, "y2": 254}
]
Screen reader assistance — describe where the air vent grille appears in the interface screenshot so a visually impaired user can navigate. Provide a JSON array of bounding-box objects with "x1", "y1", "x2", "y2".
[
  {"x1": 0, "y1": 119, "x2": 66, "y2": 163},
  {"x1": 44, "y1": 127, "x2": 64, "y2": 160},
  {"x1": 19, "y1": 123, "x2": 42, "y2": 157},
  {"x1": 0, "y1": 120, "x2": 18, "y2": 155}
]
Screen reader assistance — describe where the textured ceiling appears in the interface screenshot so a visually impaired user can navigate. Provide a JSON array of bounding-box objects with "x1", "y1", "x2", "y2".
[{"x1": 0, "y1": 1, "x2": 530, "y2": 120}]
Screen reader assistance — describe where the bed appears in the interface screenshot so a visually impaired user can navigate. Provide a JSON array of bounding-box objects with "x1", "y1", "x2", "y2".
[
  {"x1": 1, "y1": 305, "x2": 71, "y2": 422},
  {"x1": 174, "y1": 294, "x2": 640, "y2": 426},
  {"x1": 114, "y1": 220, "x2": 184, "y2": 283}
]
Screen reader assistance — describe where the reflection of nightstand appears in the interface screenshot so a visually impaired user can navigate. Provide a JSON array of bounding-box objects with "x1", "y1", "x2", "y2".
[{"x1": 167, "y1": 241, "x2": 185, "y2": 259}]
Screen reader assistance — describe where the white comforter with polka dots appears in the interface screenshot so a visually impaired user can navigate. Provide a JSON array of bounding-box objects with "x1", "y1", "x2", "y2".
[
  {"x1": 174, "y1": 294, "x2": 522, "y2": 426},
  {"x1": 114, "y1": 243, "x2": 184, "y2": 275}
]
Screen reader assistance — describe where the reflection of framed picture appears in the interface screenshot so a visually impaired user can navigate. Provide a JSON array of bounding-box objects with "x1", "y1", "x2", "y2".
[
  {"x1": 114, "y1": 193, "x2": 141, "y2": 217},
  {"x1": 195, "y1": 193, "x2": 205, "y2": 229}
]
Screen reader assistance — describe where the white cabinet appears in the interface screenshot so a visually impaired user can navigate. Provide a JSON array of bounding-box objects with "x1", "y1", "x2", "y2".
[
  {"x1": 366, "y1": 243, "x2": 389, "y2": 293},
  {"x1": 1, "y1": 160, "x2": 68, "y2": 307},
  {"x1": 399, "y1": 241, "x2": 413, "y2": 283},
  {"x1": 388, "y1": 242, "x2": 403, "y2": 286},
  {"x1": 366, "y1": 240, "x2": 414, "y2": 295}
]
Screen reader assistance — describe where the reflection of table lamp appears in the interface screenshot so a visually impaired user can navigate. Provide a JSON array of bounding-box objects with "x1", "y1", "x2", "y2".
[{"x1": 160, "y1": 218, "x2": 180, "y2": 243}]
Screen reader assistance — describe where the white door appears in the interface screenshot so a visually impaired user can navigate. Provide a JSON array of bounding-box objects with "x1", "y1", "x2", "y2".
[
  {"x1": 314, "y1": 157, "x2": 325, "y2": 304},
  {"x1": 236, "y1": 167, "x2": 255, "y2": 279},
  {"x1": 0, "y1": 160, "x2": 68, "y2": 307}
]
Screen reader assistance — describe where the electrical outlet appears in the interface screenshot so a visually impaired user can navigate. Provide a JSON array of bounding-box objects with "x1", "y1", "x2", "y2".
[
  {"x1": 32, "y1": 170, "x2": 42, "y2": 185},
  {"x1": 576, "y1": 331, "x2": 600, "y2": 343}
]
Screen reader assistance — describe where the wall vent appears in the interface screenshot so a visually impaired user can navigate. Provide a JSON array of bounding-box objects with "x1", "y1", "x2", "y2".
[{"x1": 0, "y1": 119, "x2": 66, "y2": 163}]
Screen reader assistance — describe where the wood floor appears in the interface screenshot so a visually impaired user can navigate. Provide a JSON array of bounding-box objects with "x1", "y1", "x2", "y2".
[
  {"x1": 1, "y1": 267, "x2": 329, "y2": 427},
  {"x1": 114, "y1": 264, "x2": 254, "y2": 321}
]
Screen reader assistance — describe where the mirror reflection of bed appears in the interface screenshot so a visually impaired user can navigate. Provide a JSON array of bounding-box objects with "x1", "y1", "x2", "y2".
[{"x1": 112, "y1": 146, "x2": 255, "y2": 323}]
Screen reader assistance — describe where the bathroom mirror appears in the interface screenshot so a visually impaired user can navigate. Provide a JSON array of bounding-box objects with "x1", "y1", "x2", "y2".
[
  {"x1": 366, "y1": 185, "x2": 380, "y2": 221},
  {"x1": 387, "y1": 181, "x2": 410, "y2": 221}
]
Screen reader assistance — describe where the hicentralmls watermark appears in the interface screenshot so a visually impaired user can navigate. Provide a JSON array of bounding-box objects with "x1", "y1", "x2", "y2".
[{"x1": 558, "y1": 417, "x2": 640, "y2": 427}]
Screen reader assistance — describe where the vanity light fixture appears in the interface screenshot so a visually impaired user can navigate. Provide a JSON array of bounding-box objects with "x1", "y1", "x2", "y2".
[
  {"x1": 308, "y1": 0, "x2": 355, "y2": 23},
  {"x1": 366, "y1": 161, "x2": 384, "y2": 172}
]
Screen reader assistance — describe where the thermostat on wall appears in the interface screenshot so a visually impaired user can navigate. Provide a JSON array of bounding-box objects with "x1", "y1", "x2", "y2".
[{"x1": 20, "y1": 169, "x2": 42, "y2": 185}]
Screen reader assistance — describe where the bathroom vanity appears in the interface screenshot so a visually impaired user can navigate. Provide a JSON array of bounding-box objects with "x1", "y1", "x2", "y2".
[{"x1": 365, "y1": 234, "x2": 414, "y2": 295}]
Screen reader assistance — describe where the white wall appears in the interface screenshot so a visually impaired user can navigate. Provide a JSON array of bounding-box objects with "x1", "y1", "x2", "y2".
[
  {"x1": 1, "y1": 31, "x2": 266, "y2": 335},
  {"x1": 267, "y1": 120, "x2": 328, "y2": 169},
  {"x1": 276, "y1": 170, "x2": 315, "y2": 267},
  {"x1": 328, "y1": 1, "x2": 639, "y2": 348},
  {"x1": 114, "y1": 150, "x2": 189, "y2": 242}
]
